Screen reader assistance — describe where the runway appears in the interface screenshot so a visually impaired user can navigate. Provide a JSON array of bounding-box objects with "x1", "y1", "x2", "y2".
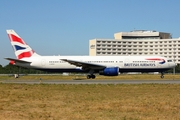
[{"x1": 1, "y1": 80, "x2": 180, "y2": 84}]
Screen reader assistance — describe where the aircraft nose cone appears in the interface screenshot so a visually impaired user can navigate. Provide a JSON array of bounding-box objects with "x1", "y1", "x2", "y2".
[
  {"x1": 173, "y1": 62, "x2": 176, "y2": 67},
  {"x1": 175, "y1": 63, "x2": 177, "y2": 66}
]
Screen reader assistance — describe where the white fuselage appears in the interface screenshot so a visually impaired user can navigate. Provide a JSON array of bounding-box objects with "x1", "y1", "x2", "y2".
[{"x1": 15, "y1": 55, "x2": 175, "y2": 73}]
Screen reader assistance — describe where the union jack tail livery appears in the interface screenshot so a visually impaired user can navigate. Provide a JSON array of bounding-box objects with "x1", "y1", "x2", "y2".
[{"x1": 6, "y1": 30, "x2": 40, "y2": 60}]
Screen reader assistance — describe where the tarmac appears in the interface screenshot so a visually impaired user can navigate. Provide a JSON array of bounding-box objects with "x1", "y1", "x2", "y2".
[{"x1": 1, "y1": 79, "x2": 180, "y2": 84}]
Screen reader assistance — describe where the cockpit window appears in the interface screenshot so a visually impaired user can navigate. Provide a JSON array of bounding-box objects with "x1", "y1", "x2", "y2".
[{"x1": 167, "y1": 60, "x2": 172, "y2": 62}]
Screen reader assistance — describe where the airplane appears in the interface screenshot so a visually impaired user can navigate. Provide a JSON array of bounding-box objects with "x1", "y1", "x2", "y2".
[{"x1": 5, "y1": 29, "x2": 176, "y2": 79}]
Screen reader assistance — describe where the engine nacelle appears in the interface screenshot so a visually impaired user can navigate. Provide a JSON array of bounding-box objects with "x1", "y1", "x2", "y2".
[{"x1": 99, "y1": 67, "x2": 119, "y2": 76}]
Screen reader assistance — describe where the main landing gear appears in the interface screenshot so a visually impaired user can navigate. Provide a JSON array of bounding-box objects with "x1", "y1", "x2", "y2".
[
  {"x1": 87, "y1": 69, "x2": 96, "y2": 79},
  {"x1": 160, "y1": 72, "x2": 164, "y2": 79},
  {"x1": 87, "y1": 74, "x2": 96, "y2": 79}
]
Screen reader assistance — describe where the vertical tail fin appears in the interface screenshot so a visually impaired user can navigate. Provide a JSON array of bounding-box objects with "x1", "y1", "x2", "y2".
[{"x1": 6, "y1": 30, "x2": 40, "y2": 59}]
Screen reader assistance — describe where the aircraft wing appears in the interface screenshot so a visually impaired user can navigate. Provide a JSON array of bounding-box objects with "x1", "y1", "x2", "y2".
[
  {"x1": 4, "y1": 58, "x2": 31, "y2": 63},
  {"x1": 61, "y1": 59, "x2": 106, "y2": 70}
]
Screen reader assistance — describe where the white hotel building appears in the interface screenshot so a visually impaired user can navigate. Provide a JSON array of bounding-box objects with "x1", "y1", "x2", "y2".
[{"x1": 89, "y1": 30, "x2": 180, "y2": 64}]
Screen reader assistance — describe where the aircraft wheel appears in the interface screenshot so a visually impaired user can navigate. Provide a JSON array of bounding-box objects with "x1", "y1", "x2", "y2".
[
  {"x1": 161, "y1": 75, "x2": 164, "y2": 79},
  {"x1": 87, "y1": 75, "x2": 91, "y2": 79},
  {"x1": 91, "y1": 75, "x2": 96, "y2": 79}
]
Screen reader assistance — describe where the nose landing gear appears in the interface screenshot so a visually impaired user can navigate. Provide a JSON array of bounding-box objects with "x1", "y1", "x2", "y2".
[{"x1": 160, "y1": 72, "x2": 164, "y2": 79}]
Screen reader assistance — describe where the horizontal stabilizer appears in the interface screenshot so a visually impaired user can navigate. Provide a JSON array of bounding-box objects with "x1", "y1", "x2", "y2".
[{"x1": 4, "y1": 58, "x2": 31, "y2": 63}]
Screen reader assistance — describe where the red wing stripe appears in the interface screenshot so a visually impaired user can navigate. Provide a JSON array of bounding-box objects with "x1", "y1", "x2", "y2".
[{"x1": 146, "y1": 58, "x2": 162, "y2": 61}]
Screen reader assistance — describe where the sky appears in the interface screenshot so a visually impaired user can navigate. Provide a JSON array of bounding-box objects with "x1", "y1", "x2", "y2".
[{"x1": 0, "y1": 0, "x2": 180, "y2": 66}]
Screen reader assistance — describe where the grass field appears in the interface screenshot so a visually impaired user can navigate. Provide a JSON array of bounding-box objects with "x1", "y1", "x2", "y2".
[
  {"x1": 0, "y1": 83, "x2": 180, "y2": 120},
  {"x1": 0, "y1": 74, "x2": 180, "y2": 120}
]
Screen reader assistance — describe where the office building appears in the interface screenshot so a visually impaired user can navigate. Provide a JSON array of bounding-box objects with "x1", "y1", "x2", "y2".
[{"x1": 89, "y1": 30, "x2": 180, "y2": 63}]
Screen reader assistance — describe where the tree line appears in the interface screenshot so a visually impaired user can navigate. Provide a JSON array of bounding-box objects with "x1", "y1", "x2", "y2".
[
  {"x1": 0, "y1": 64, "x2": 46, "y2": 74},
  {"x1": 0, "y1": 64, "x2": 179, "y2": 74}
]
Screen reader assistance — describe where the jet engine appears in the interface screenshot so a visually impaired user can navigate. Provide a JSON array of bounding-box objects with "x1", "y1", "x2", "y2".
[{"x1": 99, "y1": 67, "x2": 119, "y2": 76}]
